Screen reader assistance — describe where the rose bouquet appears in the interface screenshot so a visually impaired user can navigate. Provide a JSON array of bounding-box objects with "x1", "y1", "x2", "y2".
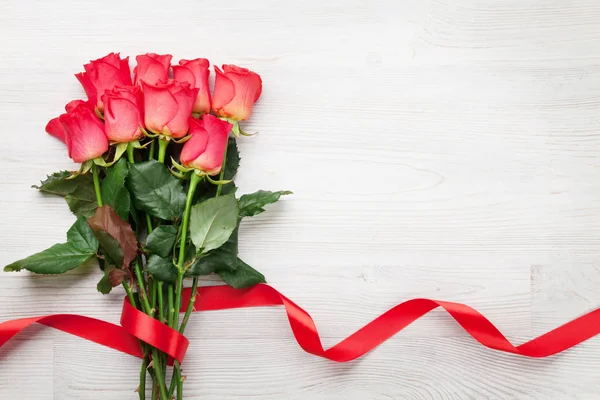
[{"x1": 4, "y1": 52, "x2": 290, "y2": 400}]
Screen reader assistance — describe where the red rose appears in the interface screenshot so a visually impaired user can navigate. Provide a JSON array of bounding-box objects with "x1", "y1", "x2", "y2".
[
  {"x1": 142, "y1": 80, "x2": 198, "y2": 138},
  {"x1": 212, "y1": 64, "x2": 262, "y2": 121},
  {"x1": 101, "y1": 86, "x2": 144, "y2": 143},
  {"x1": 45, "y1": 100, "x2": 88, "y2": 143},
  {"x1": 75, "y1": 53, "x2": 132, "y2": 112},
  {"x1": 180, "y1": 114, "x2": 232, "y2": 175},
  {"x1": 134, "y1": 53, "x2": 172, "y2": 86},
  {"x1": 46, "y1": 103, "x2": 108, "y2": 163},
  {"x1": 173, "y1": 58, "x2": 211, "y2": 115}
]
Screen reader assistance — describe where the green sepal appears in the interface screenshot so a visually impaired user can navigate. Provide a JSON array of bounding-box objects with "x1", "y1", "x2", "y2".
[
  {"x1": 171, "y1": 157, "x2": 193, "y2": 173},
  {"x1": 89, "y1": 142, "x2": 127, "y2": 169},
  {"x1": 173, "y1": 135, "x2": 191, "y2": 144},
  {"x1": 142, "y1": 126, "x2": 159, "y2": 138},
  {"x1": 67, "y1": 160, "x2": 93, "y2": 179},
  {"x1": 205, "y1": 175, "x2": 233, "y2": 186},
  {"x1": 170, "y1": 169, "x2": 188, "y2": 179},
  {"x1": 231, "y1": 120, "x2": 256, "y2": 137},
  {"x1": 129, "y1": 139, "x2": 151, "y2": 149},
  {"x1": 113, "y1": 142, "x2": 129, "y2": 162}
]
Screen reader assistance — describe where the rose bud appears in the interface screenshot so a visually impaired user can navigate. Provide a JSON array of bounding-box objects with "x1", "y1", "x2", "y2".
[
  {"x1": 101, "y1": 86, "x2": 144, "y2": 143},
  {"x1": 212, "y1": 64, "x2": 262, "y2": 121},
  {"x1": 46, "y1": 103, "x2": 108, "y2": 163},
  {"x1": 134, "y1": 53, "x2": 172, "y2": 86},
  {"x1": 173, "y1": 58, "x2": 211, "y2": 115},
  {"x1": 75, "y1": 53, "x2": 132, "y2": 112},
  {"x1": 142, "y1": 80, "x2": 198, "y2": 138},
  {"x1": 180, "y1": 114, "x2": 232, "y2": 175}
]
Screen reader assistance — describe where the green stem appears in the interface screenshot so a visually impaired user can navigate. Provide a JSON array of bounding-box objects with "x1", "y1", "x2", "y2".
[
  {"x1": 124, "y1": 282, "x2": 153, "y2": 400},
  {"x1": 157, "y1": 281, "x2": 165, "y2": 324},
  {"x1": 151, "y1": 380, "x2": 157, "y2": 400},
  {"x1": 176, "y1": 173, "x2": 201, "y2": 273},
  {"x1": 179, "y1": 277, "x2": 198, "y2": 333},
  {"x1": 149, "y1": 140, "x2": 156, "y2": 160},
  {"x1": 172, "y1": 273, "x2": 184, "y2": 329},
  {"x1": 134, "y1": 262, "x2": 153, "y2": 316},
  {"x1": 157, "y1": 139, "x2": 168, "y2": 164},
  {"x1": 171, "y1": 173, "x2": 201, "y2": 329},
  {"x1": 150, "y1": 278, "x2": 157, "y2": 311},
  {"x1": 150, "y1": 349, "x2": 169, "y2": 400},
  {"x1": 146, "y1": 215, "x2": 153, "y2": 234},
  {"x1": 168, "y1": 365, "x2": 180, "y2": 398},
  {"x1": 122, "y1": 281, "x2": 137, "y2": 308},
  {"x1": 139, "y1": 356, "x2": 148, "y2": 400},
  {"x1": 127, "y1": 143, "x2": 135, "y2": 163},
  {"x1": 177, "y1": 371, "x2": 183, "y2": 400},
  {"x1": 215, "y1": 143, "x2": 228, "y2": 197},
  {"x1": 167, "y1": 284, "x2": 174, "y2": 327},
  {"x1": 91, "y1": 163, "x2": 103, "y2": 206},
  {"x1": 168, "y1": 173, "x2": 202, "y2": 398}
]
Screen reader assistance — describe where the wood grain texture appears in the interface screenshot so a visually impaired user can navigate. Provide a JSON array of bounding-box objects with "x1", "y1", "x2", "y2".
[{"x1": 1, "y1": 0, "x2": 600, "y2": 398}]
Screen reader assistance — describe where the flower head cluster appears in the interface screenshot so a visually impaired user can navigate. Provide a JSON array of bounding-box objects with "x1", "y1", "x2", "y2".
[{"x1": 46, "y1": 52, "x2": 262, "y2": 174}]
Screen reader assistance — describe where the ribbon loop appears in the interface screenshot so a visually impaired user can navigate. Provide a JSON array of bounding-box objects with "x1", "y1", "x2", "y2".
[{"x1": 120, "y1": 298, "x2": 189, "y2": 364}]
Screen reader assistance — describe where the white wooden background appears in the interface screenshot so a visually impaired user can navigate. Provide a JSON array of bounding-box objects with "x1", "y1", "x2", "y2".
[{"x1": 1, "y1": 0, "x2": 600, "y2": 398}]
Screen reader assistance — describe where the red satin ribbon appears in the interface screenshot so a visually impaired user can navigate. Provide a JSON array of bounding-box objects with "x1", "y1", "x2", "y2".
[{"x1": 2, "y1": 283, "x2": 600, "y2": 364}]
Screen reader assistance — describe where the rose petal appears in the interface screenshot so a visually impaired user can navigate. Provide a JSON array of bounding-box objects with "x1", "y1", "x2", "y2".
[
  {"x1": 211, "y1": 66, "x2": 235, "y2": 114},
  {"x1": 60, "y1": 105, "x2": 108, "y2": 163},
  {"x1": 166, "y1": 84, "x2": 198, "y2": 138},
  {"x1": 188, "y1": 114, "x2": 231, "y2": 174},
  {"x1": 142, "y1": 82, "x2": 179, "y2": 134},
  {"x1": 180, "y1": 118, "x2": 209, "y2": 167},
  {"x1": 45, "y1": 116, "x2": 67, "y2": 143}
]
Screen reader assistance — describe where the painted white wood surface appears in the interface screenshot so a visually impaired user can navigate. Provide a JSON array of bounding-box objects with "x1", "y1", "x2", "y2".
[{"x1": 1, "y1": 0, "x2": 600, "y2": 398}]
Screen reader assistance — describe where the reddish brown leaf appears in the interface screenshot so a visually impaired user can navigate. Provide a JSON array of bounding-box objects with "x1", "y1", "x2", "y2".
[
  {"x1": 88, "y1": 205, "x2": 138, "y2": 268},
  {"x1": 108, "y1": 268, "x2": 127, "y2": 287}
]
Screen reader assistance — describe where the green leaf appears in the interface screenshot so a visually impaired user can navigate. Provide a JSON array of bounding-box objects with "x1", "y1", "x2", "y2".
[
  {"x1": 189, "y1": 194, "x2": 238, "y2": 255},
  {"x1": 88, "y1": 206, "x2": 138, "y2": 268},
  {"x1": 67, "y1": 217, "x2": 99, "y2": 253},
  {"x1": 128, "y1": 160, "x2": 186, "y2": 220},
  {"x1": 146, "y1": 255, "x2": 177, "y2": 283},
  {"x1": 238, "y1": 190, "x2": 292, "y2": 218},
  {"x1": 4, "y1": 218, "x2": 98, "y2": 274},
  {"x1": 217, "y1": 137, "x2": 241, "y2": 196},
  {"x1": 65, "y1": 184, "x2": 98, "y2": 218},
  {"x1": 186, "y1": 225, "x2": 238, "y2": 277},
  {"x1": 97, "y1": 270, "x2": 113, "y2": 294},
  {"x1": 33, "y1": 171, "x2": 92, "y2": 196},
  {"x1": 146, "y1": 225, "x2": 178, "y2": 258},
  {"x1": 101, "y1": 158, "x2": 131, "y2": 220},
  {"x1": 224, "y1": 137, "x2": 240, "y2": 181},
  {"x1": 34, "y1": 170, "x2": 98, "y2": 218},
  {"x1": 92, "y1": 231, "x2": 124, "y2": 267},
  {"x1": 218, "y1": 258, "x2": 266, "y2": 289}
]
